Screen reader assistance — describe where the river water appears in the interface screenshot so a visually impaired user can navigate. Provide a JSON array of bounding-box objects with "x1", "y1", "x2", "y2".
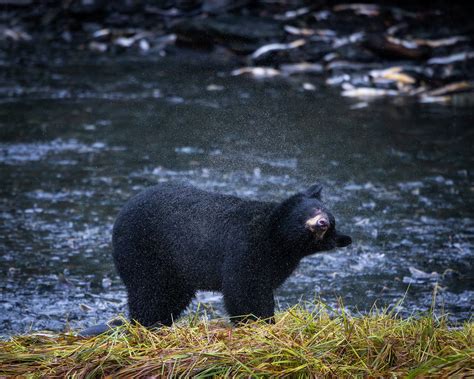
[{"x1": 0, "y1": 51, "x2": 472, "y2": 336}]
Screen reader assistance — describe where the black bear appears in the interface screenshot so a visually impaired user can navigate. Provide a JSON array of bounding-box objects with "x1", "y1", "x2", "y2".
[{"x1": 111, "y1": 182, "x2": 352, "y2": 326}]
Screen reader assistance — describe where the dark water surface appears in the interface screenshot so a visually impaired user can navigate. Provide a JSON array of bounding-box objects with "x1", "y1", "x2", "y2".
[{"x1": 1, "y1": 52, "x2": 473, "y2": 336}]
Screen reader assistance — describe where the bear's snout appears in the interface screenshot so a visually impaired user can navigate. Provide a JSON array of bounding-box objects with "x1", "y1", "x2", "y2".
[
  {"x1": 305, "y1": 213, "x2": 330, "y2": 239},
  {"x1": 316, "y1": 218, "x2": 329, "y2": 230}
]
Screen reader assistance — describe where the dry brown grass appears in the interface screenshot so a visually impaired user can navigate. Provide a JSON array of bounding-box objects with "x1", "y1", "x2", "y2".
[{"x1": 0, "y1": 303, "x2": 473, "y2": 378}]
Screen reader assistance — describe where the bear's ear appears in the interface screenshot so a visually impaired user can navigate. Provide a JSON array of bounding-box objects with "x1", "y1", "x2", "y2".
[{"x1": 304, "y1": 183, "x2": 323, "y2": 199}]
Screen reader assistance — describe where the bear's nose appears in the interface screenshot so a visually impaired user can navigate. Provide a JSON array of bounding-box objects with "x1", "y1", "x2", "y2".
[
  {"x1": 317, "y1": 218, "x2": 329, "y2": 230},
  {"x1": 305, "y1": 214, "x2": 330, "y2": 233}
]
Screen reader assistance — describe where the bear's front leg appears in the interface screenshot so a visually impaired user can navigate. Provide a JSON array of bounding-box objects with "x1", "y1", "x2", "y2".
[{"x1": 222, "y1": 276, "x2": 275, "y2": 324}]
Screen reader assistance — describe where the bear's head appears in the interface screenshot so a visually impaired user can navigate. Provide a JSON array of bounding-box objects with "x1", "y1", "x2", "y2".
[{"x1": 272, "y1": 183, "x2": 352, "y2": 256}]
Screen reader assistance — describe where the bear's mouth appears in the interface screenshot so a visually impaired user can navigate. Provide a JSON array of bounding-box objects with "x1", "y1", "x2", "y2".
[
  {"x1": 313, "y1": 228, "x2": 328, "y2": 240},
  {"x1": 305, "y1": 213, "x2": 330, "y2": 240}
]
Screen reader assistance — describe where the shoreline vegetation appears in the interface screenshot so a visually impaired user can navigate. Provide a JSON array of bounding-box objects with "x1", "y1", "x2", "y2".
[
  {"x1": 1, "y1": 303, "x2": 472, "y2": 377},
  {"x1": 2, "y1": 1, "x2": 474, "y2": 105}
]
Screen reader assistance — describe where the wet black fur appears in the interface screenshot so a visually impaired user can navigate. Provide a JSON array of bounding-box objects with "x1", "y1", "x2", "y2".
[{"x1": 112, "y1": 183, "x2": 352, "y2": 326}]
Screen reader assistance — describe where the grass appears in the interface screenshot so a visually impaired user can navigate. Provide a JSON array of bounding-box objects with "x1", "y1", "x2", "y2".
[{"x1": 0, "y1": 303, "x2": 472, "y2": 378}]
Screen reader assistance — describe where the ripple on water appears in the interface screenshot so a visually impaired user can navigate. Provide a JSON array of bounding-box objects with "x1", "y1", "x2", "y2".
[{"x1": 0, "y1": 139, "x2": 107, "y2": 165}]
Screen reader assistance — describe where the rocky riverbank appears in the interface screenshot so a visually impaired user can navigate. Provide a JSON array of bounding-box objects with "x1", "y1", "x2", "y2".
[{"x1": 2, "y1": 1, "x2": 474, "y2": 105}]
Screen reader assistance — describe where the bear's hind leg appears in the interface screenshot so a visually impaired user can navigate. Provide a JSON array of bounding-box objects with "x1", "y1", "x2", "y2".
[
  {"x1": 222, "y1": 280, "x2": 275, "y2": 324},
  {"x1": 127, "y1": 281, "x2": 195, "y2": 327}
]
